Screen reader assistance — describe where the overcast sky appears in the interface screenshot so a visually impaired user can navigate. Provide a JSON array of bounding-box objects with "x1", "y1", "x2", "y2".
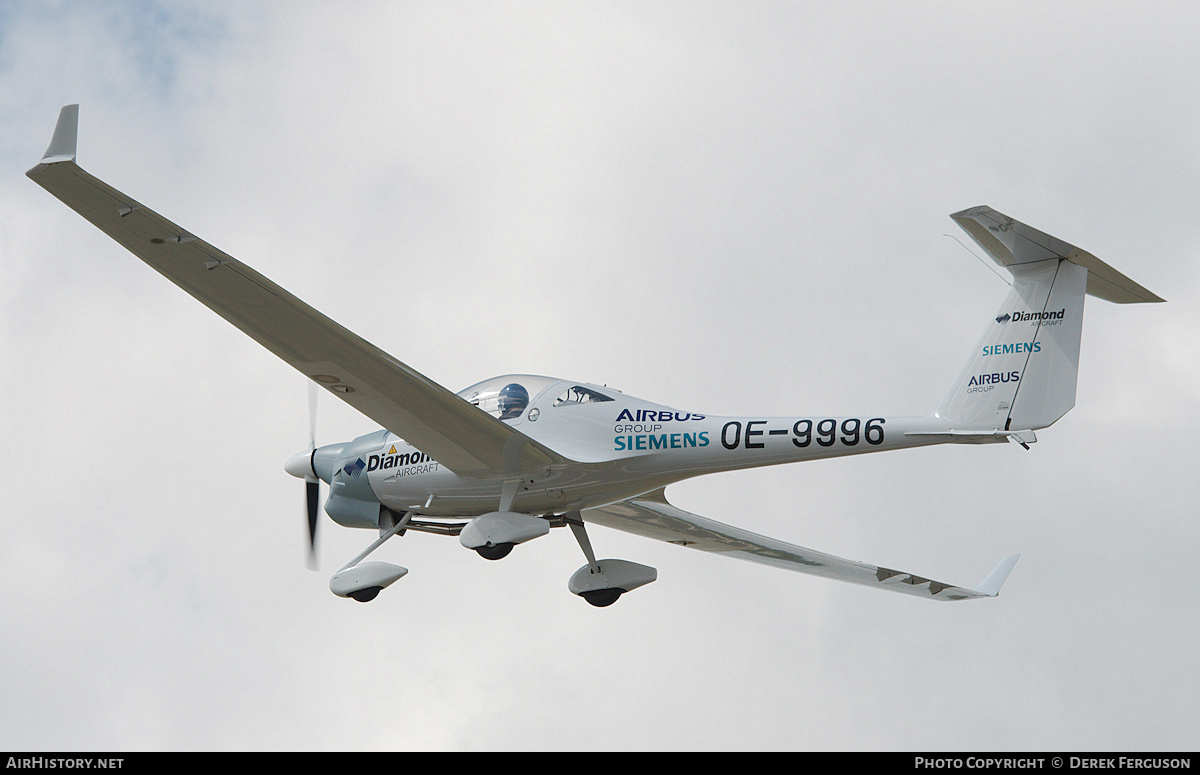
[{"x1": 2, "y1": 1, "x2": 1197, "y2": 752}]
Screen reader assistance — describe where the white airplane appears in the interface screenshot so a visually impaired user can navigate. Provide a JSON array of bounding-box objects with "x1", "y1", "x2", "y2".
[{"x1": 28, "y1": 105, "x2": 1164, "y2": 606}]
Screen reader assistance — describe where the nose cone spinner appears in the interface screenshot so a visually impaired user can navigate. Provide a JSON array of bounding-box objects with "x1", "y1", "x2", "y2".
[
  {"x1": 285, "y1": 450, "x2": 315, "y2": 479},
  {"x1": 285, "y1": 442, "x2": 347, "y2": 483}
]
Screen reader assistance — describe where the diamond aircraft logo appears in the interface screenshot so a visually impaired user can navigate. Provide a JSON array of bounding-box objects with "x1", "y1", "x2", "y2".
[
  {"x1": 342, "y1": 458, "x2": 366, "y2": 479},
  {"x1": 996, "y1": 308, "x2": 1066, "y2": 325}
]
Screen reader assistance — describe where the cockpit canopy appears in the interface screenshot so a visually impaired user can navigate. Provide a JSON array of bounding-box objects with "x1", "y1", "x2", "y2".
[{"x1": 459, "y1": 375, "x2": 614, "y2": 420}]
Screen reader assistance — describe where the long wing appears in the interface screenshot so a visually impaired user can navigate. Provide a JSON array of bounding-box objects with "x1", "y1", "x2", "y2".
[
  {"x1": 583, "y1": 489, "x2": 1019, "y2": 601},
  {"x1": 27, "y1": 105, "x2": 565, "y2": 478}
]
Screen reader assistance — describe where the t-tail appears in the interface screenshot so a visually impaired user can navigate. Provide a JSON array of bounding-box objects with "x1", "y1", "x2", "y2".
[{"x1": 932, "y1": 206, "x2": 1163, "y2": 445}]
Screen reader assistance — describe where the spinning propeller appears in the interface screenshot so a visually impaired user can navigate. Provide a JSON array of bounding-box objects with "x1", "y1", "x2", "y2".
[
  {"x1": 304, "y1": 382, "x2": 321, "y2": 569},
  {"x1": 285, "y1": 382, "x2": 354, "y2": 570}
]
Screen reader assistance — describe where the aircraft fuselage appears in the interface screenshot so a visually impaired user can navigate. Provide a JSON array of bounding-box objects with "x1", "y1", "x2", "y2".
[{"x1": 317, "y1": 373, "x2": 944, "y2": 527}]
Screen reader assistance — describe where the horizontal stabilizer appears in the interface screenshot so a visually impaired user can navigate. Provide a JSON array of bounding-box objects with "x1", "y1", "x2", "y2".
[{"x1": 951, "y1": 206, "x2": 1164, "y2": 303}]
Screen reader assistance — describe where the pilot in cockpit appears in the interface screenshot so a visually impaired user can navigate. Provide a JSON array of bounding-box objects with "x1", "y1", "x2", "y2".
[{"x1": 497, "y1": 383, "x2": 530, "y2": 420}]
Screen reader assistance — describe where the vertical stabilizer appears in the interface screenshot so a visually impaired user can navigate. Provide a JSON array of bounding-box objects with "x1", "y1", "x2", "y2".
[{"x1": 938, "y1": 258, "x2": 1086, "y2": 431}]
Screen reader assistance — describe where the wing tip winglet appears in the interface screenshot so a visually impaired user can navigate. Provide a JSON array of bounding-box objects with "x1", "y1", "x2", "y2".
[
  {"x1": 39, "y1": 103, "x2": 79, "y2": 164},
  {"x1": 972, "y1": 553, "x2": 1021, "y2": 597}
]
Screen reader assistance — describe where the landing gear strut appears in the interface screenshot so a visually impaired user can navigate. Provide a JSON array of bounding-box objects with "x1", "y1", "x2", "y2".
[
  {"x1": 328, "y1": 510, "x2": 412, "y2": 602},
  {"x1": 566, "y1": 514, "x2": 657, "y2": 607}
]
